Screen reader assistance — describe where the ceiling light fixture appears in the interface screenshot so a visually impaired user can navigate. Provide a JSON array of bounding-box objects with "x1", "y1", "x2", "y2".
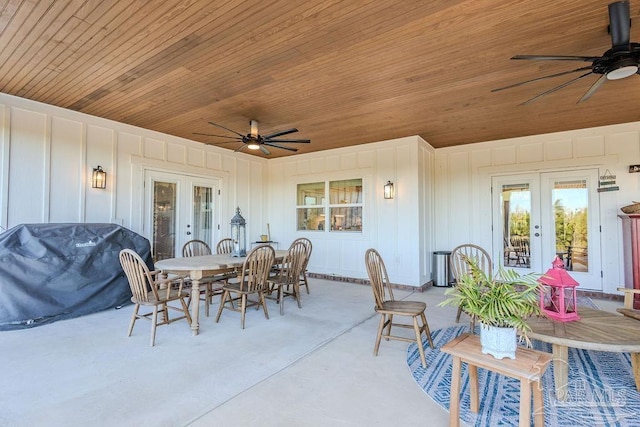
[{"x1": 607, "y1": 65, "x2": 638, "y2": 80}]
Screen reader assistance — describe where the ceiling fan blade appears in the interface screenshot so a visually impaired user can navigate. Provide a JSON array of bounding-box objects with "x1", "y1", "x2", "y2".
[
  {"x1": 578, "y1": 74, "x2": 607, "y2": 103},
  {"x1": 193, "y1": 132, "x2": 242, "y2": 140},
  {"x1": 609, "y1": 0, "x2": 631, "y2": 48},
  {"x1": 233, "y1": 144, "x2": 247, "y2": 153},
  {"x1": 208, "y1": 121, "x2": 244, "y2": 137},
  {"x1": 265, "y1": 138, "x2": 311, "y2": 143},
  {"x1": 204, "y1": 141, "x2": 242, "y2": 146},
  {"x1": 264, "y1": 142, "x2": 298, "y2": 152},
  {"x1": 512, "y1": 54, "x2": 598, "y2": 62},
  {"x1": 492, "y1": 66, "x2": 593, "y2": 92},
  {"x1": 259, "y1": 145, "x2": 271, "y2": 155},
  {"x1": 263, "y1": 128, "x2": 298, "y2": 139},
  {"x1": 520, "y1": 71, "x2": 594, "y2": 105}
]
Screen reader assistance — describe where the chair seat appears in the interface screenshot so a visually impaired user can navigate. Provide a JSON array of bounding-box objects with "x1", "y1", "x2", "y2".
[
  {"x1": 378, "y1": 300, "x2": 427, "y2": 315},
  {"x1": 617, "y1": 307, "x2": 640, "y2": 321},
  {"x1": 221, "y1": 281, "x2": 257, "y2": 295}
]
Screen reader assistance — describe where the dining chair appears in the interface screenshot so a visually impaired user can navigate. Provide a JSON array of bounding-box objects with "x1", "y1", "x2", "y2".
[
  {"x1": 215, "y1": 244, "x2": 275, "y2": 329},
  {"x1": 364, "y1": 248, "x2": 434, "y2": 368},
  {"x1": 216, "y1": 238, "x2": 234, "y2": 254},
  {"x1": 119, "y1": 248, "x2": 192, "y2": 346},
  {"x1": 267, "y1": 239, "x2": 308, "y2": 315},
  {"x1": 182, "y1": 239, "x2": 221, "y2": 317},
  {"x1": 450, "y1": 243, "x2": 492, "y2": 329},
  {"x1": 292, "y1": 237, "x2": 312, "y2": 294}
]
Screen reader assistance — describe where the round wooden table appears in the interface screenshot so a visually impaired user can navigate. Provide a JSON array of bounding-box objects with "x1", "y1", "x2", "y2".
[{"x1": 526, "y1": 308, "x2": 640, "y2": 401}]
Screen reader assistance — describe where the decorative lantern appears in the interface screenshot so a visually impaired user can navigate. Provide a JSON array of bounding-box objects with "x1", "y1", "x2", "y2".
[
  {"x1": 538, "y1": 256, "x2": 580, "y2": 322},
  {"x1": 91, "y1": 166, "x2": 107, "y2": 189},
  {"x1": 230, "y1": 207, "x2": 247, "y2": 257}
]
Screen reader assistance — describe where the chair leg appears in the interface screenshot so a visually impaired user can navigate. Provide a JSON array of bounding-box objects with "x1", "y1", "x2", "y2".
[
  {"x1": 215, "y1": 291, "x2": 229, "y2": 323},
  {"x1": 294, "y1": 282, "x2": 302, "y2": 309},
  {"x1": 413, "y1": 316, "x2": 427, "y2": 368},
  {"x1": 302, "y1": 271, "x2": 310, "y2": 294},
  {"x1": 374, "y1": 314, "x2": 386, "y2": 356},
  {"x1": 421, "y1": 312, "x2": 434, "y2": 349},
  {"x1": 180, "y1": 297, "x2": 192, "y2": 325},
  {"x1": 240, "y1": 294, "x2": 247, "y2": 329},
  {"x1": 384, "y1": 314, "x2": 393, "y2": 340},
  {"x1": 279, "y1": 284, "x2": 285, "y2": 316},
  {"x1": 204, "y1": 283, "x2": 211, "y2": 317},
  {"x1": 150, "y1": 306, "x2": 159, "y2": 347},
  {"x1": 127, "y1": 304, "x2": 139, "y2": 337},
  {"x1": 260, "y1": 292, "x2": 270, "y2": 319}
]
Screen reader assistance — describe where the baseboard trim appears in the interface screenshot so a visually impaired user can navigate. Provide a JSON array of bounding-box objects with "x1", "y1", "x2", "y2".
[{"x1": 308, "y1": 272, "x2": 624, "y2": 300}]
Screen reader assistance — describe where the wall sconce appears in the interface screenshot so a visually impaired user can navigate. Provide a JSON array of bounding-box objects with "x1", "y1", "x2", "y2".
[
  {"x1": 91, "y1": 166, "x2": 107, "y2": 189},
  {"x1": 384, "y1": 180, "x2": 394, "y2": 199}
]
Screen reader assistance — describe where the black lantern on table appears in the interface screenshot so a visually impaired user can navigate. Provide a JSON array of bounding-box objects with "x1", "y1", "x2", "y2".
[{"x1": 230, "y1": 207, "x2": 247, "y2": 257}]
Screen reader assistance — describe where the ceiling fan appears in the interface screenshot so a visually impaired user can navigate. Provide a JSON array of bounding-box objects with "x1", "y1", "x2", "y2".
[
  {"x1": 193, "y1": 120, "x2": 310, "y2": 155},
  {"x1": 492, "y1": 0, "x2": 640, "y2": 105}
]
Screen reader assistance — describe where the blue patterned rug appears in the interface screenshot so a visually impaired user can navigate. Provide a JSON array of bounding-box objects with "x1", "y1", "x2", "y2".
[{"x1": 407, "y1": 318, "x2": 640, "y2": 426}]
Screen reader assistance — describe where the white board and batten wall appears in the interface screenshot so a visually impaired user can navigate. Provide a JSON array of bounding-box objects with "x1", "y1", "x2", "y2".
[
  {"x1": 2, "y1": 90, "x2": 640, "y2": 294},
  {"x1": 434, "y1": 123, "x2": 640, "y2": 295},
  {"x1": 0, "y1": 92, "x2": 269, "y2": 249}
]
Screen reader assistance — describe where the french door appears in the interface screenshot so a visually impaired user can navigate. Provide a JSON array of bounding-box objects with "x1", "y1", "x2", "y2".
[
  {"x1": 144, "y1": 170, "x2": 219, "y2": 261},
  {"x1": 491, "y1": 169, "x2": 602, "y2": 290}
]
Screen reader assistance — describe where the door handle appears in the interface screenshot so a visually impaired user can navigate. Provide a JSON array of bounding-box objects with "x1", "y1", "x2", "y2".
[
  {"x1": 186, "y1": 231, "x2": 191, "y2": 235},
  {"x1": 534, "y1": 233, "x2": 540, "y2": 237}
]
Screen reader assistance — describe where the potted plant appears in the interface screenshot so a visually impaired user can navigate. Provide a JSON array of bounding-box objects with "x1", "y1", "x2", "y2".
[{"x1": 439, "y1": 256, "x2": 542, "y2": 359}]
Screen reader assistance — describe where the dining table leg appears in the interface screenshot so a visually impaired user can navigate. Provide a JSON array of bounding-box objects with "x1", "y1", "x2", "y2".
[
  {"x1": 189, "y1": 271, "x2": 202, "y2": 336},
  {"x1": 552, "y1": 343, "x2": 569, "y2": 401}
]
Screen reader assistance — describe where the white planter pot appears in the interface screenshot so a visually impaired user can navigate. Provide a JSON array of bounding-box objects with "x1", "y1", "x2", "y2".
[{"x1": 479, "y1": 324, "x2": 517, "y2": 359}]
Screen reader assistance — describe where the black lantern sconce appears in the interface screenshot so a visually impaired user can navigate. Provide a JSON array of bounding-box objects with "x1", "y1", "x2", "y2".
[
  {"x1": 92, "y1": 166, "x2": 107, "y2": 189},
  {"x1": 384, "y1": 180, "x2": 394, "y2": 199},
  {"x1": 230, "y1": 207, "x2": 247, "y2": 257}
]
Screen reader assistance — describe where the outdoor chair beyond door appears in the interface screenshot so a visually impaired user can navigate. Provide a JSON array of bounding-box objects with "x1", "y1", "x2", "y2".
[
  {"x1": 119, "y1": 249, "x2": 192, "y2": 346},
  {"x1": 216, "y1": 238, "x2": 234, "y2": 255},
  {"x1": 364, "y1": 248, "x2": 434, "y2": 368},
  {"x1": 215, "y1": 244, "x2": 275, "y2": 329},
  {"x1": 450, "y1": 244, "x2": 492, "y2": 329},
  {"x1": 267, "y1": 239, "x2": 308, "y2": 315}
]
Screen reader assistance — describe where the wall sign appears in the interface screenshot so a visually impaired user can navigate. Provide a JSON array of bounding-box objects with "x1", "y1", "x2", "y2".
[{"x1": 597, "y1": 169, "x2": 619, "y2": 192}]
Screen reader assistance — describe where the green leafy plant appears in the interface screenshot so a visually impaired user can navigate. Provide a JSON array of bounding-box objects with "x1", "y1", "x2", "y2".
[{"x1": 439, "y1": 255, "x2": 542, "y2": 340}]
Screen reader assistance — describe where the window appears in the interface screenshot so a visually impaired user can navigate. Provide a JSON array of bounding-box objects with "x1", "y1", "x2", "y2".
[{"x1": 296, "y1": 179, "x2": 363, "y2": 232}]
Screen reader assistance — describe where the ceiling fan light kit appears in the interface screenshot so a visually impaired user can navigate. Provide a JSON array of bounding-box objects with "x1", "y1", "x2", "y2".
[
  {"x1": 493, "y1": 0, "x2": 640, "y2": 103},
  {"x1": 193, "y1": 119, "x2": 311, "y2": 155}
]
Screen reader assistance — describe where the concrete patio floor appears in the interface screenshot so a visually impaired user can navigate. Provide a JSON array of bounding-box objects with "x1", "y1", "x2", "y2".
[{"x1": 0, "y1": 278, "x2": 620, "y2": 426}]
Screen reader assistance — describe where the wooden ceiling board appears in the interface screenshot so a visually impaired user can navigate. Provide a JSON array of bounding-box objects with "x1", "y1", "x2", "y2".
[{"x1": 1, "y1": 0, "x2": 640, "y2": 158}]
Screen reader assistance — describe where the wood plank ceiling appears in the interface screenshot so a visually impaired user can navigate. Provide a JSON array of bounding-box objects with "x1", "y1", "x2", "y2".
[{"x1": 1, "y1": 0, "x2": 639, "y2": 157}]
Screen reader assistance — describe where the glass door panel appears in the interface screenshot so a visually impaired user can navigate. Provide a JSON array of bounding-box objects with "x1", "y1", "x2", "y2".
[
  {"x1": 145, "y1": 170, "x2": 219, "y2": 261},
  {"x1": 152, "y1": 181, "x2": 177, "y2": 260}
]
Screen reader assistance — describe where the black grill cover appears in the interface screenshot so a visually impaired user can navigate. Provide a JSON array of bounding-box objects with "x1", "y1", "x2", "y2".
[{"x1": 0, "y1": 223, "x2": 153, "y2": 330}]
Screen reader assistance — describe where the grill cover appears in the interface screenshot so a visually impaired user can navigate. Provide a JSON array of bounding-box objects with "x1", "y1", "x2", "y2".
[{"x1": 0, "y1": 223, "x2": 152, "y2": 330}]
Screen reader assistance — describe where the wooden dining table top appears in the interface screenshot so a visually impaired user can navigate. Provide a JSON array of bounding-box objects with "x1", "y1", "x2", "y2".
[{"x1": 155, "y1": 250, "x2": 288, "y2": 273}]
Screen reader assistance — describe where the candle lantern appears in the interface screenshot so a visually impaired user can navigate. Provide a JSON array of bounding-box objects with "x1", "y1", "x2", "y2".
[
  {"x1": 230, "y1": 207, "x2": 247, "y2": 257},
  {"x1": 538, "y1": 256, "x2": 580, "y2": 322}
]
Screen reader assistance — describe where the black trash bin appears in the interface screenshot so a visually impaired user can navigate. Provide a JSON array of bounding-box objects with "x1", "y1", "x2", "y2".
[{"x1": 432, "y1": 251, "x2": 453, "y2": 287}]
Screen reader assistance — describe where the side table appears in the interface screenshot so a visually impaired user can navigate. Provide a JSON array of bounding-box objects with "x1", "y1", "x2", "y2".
[{"x1": 441, "y1": 333, "x2": 551, "y2": 427}]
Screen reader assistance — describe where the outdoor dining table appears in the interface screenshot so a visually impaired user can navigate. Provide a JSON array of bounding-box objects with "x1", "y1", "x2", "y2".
[{"x1": 155, "y1": 249, "x2": 287, "y2": 335}]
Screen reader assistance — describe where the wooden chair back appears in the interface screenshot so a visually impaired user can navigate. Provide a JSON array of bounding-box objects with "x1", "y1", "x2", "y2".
[
  {"x1": 365, "y1": 248, "x2": 394, "y2": 308},
  {"x1": 238, "y1": 244, "x2": 275, "y2": 292},
  {"x1": 450, "y1": 244, "x2": 492, "y2": 283},
  {"x1": 216, "y1": 238, "x2": 234, "y2": 254},
  {"x1": 119, "y1": 248, "x2": 160, "y2": 303},
  {"x1": 292, "y1": 237, "x2": 312, "y2": 268},
  {"x1": 182, "y1": 239, "x2": 212, "y2": 257},
  {"x1": 279, "y1": 239, "x2": 309, "y2": 284}
]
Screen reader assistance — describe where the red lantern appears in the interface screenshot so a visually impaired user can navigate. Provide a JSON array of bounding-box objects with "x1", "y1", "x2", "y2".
[{"x1": 538, "y1": 256, "x2": 580, "y2": 322}]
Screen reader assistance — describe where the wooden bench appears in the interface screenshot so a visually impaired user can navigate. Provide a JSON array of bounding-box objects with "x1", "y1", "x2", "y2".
[
  {"x1": 441, "y1": 333, "x2": 552, "y2": 427},
  {"x1": 617, "y1": 287, "x2": 640, "y2": 321}
]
